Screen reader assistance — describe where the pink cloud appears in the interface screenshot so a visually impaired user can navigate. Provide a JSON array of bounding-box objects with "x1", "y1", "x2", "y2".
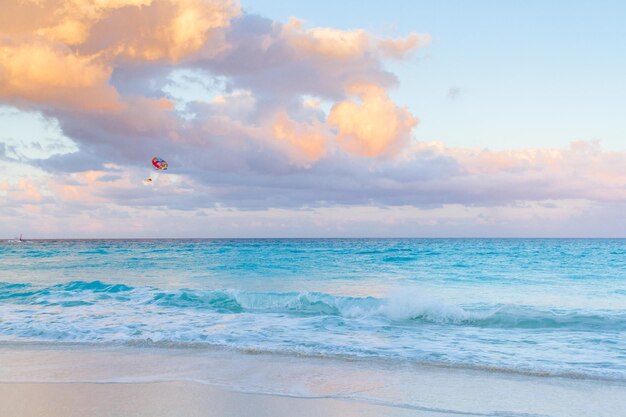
[
  {"x1": 283, "y1": 18, "x2": 429, "y2": 60},
  {"x1": 328, "y1": 84, "x2": 418, "y2": 157},
  {"x1": 282, "y1": 18, "x2": 370, "y2": 59},
  {"x1": 0, "y1": 40, "x2": 120, "y2": 111},
  {"x1": 272, "y1": 111, "x2": 330, "y2": 165},
  {"x1": 4, "y1": 179, "x2": 44, "y2": 204},
  {"x1": 0, "y1": 0, "x2": 240, "y2": 112},
  {"x1": 378, "y1": 33, "x2": 432, "y2": 59}
]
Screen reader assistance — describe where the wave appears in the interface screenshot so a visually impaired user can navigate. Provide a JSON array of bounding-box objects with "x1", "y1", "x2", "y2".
[
  {"x1": 2, "y1": 280, "x2": 625, "y2": 381},
  {"x1": 2, "y1": 280, "x2": 625, "y2": 330}
]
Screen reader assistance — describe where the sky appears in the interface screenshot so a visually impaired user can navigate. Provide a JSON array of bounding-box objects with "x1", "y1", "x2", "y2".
[{"x1": 0, "y1": 0, "x2": 625, "y2": 238}]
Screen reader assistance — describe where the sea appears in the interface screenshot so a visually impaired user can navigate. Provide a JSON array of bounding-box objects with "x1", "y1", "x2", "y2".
[{"x1": 1, "y1": 238, "x2": 625, "y2": 414}]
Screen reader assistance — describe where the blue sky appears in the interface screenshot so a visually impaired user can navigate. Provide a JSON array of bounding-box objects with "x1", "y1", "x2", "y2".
[{"x1": 244, "y1": 0, "x2": 626, "y2": 150}]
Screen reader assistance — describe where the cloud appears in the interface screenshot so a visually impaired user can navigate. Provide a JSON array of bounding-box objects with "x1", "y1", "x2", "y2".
[
  {"x1": 0, "y1": 39, "x2": 120, "y2": 111},
  {"x1": 0, "y1": 0, "x2": 240, "y2": 112},
  {"x1": 1, "y1": 1, "x2": 426, "y2": 160},
  {"x1": 201, "y1": 13, "x2": 402, "y2": 100},
  {"x1": 283, "y1": 18, "x2": 429, "y2": 60},
  {"x1": 1, "y1": 0, "x2": 239, "y2": 59},
  {"x1": 328, "y1": 84, "x2": 418, "y2": 157},
  {"x1": 272, "y1": 111, "x2": 330, "y2": 165},
  {"x1": 5, "y1": 179, "x2": 44, "y2": 205},
  {"x1": 378, "y1": 32, "x2": 432, "y2": 59},
  {"x1": 0, "y1": 1, "x2": 624, "y2": 237},
  {"x1": 446, "y1": 87, "x2": 462, "y2": 100},
  {"x1": 79, "y1": 0, "x2": 240, "y2": 62},
  {"x1": 282, "y1": 18, "x2": 369, "y2": 59},
  {"x1": 430, "y1": 140, "x2": 626, "y2": 204}
]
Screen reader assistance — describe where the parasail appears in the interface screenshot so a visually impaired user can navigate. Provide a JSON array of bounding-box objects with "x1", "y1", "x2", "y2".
[
  {"x1": 144, "y1": 156, "x2": 169, "y2": 184},
  {"x1": 152, "y1": 156, "x2": 168, "y2": 171}
]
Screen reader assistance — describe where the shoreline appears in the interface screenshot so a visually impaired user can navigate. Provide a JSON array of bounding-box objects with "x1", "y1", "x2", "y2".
[
  {"x1": 0, "y1": 340, "x2": 622, "y2": 383},
  {"x1": 1, "y1": 344, "x2": 625, "y2": 417}
]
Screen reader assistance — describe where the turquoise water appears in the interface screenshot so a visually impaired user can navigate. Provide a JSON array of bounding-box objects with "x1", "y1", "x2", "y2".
[{"x1": 1, "y1": 239, "x2": 625, "y2": 380}]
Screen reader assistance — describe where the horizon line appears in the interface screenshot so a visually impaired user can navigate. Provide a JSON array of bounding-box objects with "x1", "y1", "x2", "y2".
[{"x1": 5, "y1": 237, "x2": 625, "y2": 240}]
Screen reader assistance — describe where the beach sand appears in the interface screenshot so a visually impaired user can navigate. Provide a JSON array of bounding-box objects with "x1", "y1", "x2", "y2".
[{"x1": 0, "y1": 382, "x2": 431, "y2": 417}]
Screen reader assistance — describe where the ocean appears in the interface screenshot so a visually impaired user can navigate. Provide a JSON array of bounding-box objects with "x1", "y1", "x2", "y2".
[{"x1": 1, "y1": 238, "x2": 625, "y2": 414}]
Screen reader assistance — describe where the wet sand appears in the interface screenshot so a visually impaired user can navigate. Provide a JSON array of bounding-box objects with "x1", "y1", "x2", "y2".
[
  {"x1": 0, "y1": 381, "x2": 436, "y2": 417},
  {"x1": 1, "y1": 345, "x2": 625, "y2": 417}
]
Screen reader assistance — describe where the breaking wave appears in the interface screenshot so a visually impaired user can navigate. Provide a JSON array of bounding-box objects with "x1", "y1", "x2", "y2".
[
  {"x1": 2, "y1": 281, "x2": 624, "y2": 330},
  {"x1": 1, "y1": 280, "x2": 625, "y2": 380}
]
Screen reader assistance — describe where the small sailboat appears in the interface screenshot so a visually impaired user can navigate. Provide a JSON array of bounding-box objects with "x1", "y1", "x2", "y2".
[{"x1": 7, "y1": 234, "x2": 24, "y2": 243}]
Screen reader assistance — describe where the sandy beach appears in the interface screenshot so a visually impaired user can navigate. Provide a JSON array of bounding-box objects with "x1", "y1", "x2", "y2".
[
  {"x1": 1, "y1": 345, "x2": 625, "y2": 417},
  {"x1": 0, "y1": 381, "x2": 430, "y2": 417}
]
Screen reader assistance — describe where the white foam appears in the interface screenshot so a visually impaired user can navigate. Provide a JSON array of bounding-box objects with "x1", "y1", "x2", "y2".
[{"x1": 377, "y1": 289, "x2": 481, "y2": 323}]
